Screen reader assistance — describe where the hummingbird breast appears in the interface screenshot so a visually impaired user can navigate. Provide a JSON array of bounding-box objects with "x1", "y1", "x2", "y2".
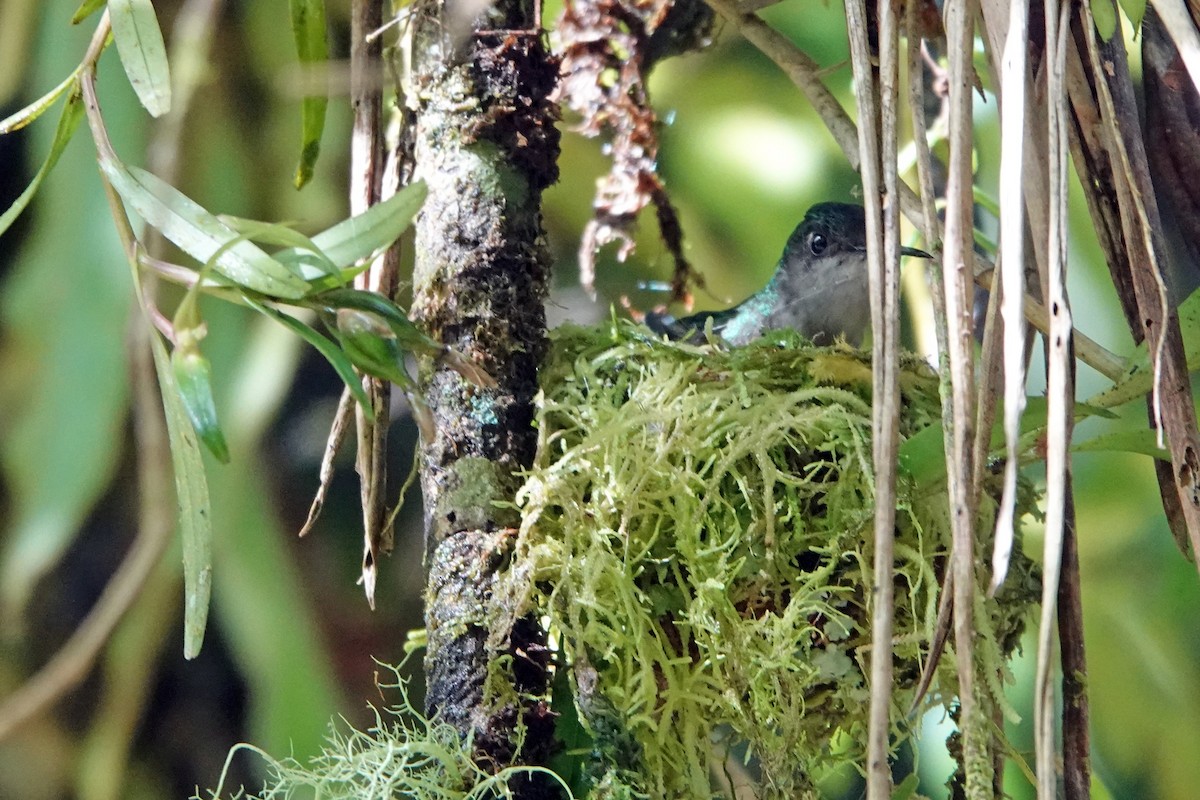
[{"x1": 769, "y1": 251, "x2": 872, "y2": 345}]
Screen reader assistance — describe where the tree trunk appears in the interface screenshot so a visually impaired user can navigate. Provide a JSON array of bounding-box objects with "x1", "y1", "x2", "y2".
[{"x1": 410, "y1": 0, "x2": 561, "y2": 793}]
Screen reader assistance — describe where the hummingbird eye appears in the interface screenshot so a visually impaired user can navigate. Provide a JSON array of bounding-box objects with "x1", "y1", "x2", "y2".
[{"x1": 809, "y1": 233, "x2": 828, "y2": 256}]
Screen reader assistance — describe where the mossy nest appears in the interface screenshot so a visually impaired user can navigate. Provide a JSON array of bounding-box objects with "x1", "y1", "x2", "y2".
[{"x1": 501, "y1": 320, "x2": 1041, "y2": 798}]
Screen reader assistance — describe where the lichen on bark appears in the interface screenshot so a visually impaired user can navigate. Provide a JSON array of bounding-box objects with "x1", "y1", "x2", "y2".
[{"x1": 409, "y1": 0, "x2": 562, "y2": 790}]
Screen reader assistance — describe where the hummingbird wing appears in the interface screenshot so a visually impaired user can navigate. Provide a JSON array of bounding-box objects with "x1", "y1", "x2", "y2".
[{"x1": 644, "y1": 307, "x2": 742, "y2": 343}]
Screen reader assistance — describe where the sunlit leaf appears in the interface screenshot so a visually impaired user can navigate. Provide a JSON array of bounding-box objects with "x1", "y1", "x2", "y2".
[
  {"x1": 289, "y1": 0, "x2": 330, "y2": 189},
  {"x1": 98, "y1": 157, "x2": 312, "y2": 298},
  {"x1": 217, "y1": 214, "x2": 339, "y2": 279},
  {"x1": 0, "y1": 70, "x2": 82, "y2": 135},
  {"x1": 109, "y1": 0, "x2": 172, "y2": 118},
  {"x1": 286, "y1": 179, "x2": 428, "y2": 268},
  {"x1": 243, "y1": 297, "x2": 373, "y2": 416},
  {"x1": 149, "y1": 333, "x2": 213, "y2": 660},
  {"x1": 1118, "y1": 0, "x2": 1146, "y2": 29},
  {"x1": 1074, "y1": 429, "x2": 1169, "y2": 460},
  {"x1": 0, "y1": 87, "x2": 85, "y2": 238},
  {"x1": 171, "y1": 346, "x2": 231, "y2": 463}
]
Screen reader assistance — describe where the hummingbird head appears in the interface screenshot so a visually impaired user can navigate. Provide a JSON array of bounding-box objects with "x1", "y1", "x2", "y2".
[
  {"x1": 768, "y1": 202, "x2": 933, "y2": 345},
  {"x1": 779, "y1": 202, "x2": 932, "y2": 276},
  {"x1": 642, "y1": 202, "x2": 934, "y2": 347}
]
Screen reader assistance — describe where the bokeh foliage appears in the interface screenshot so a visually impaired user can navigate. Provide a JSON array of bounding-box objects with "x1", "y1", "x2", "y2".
[{"x1": 0, "y1": 0, "x2": 1198, "y2": 799}]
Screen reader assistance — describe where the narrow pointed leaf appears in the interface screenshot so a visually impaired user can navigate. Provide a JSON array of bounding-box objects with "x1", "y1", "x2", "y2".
[
  {"x1": 275, "y1": 253, "x2": 360, "y2": 286},
  {"x1": 99, "y1": 158, "x2": 311, "y2": 298},
  {"x1": 149, "y1": 334, "x2": 212, "y2": 660},
  {"x1": 244, "y1": 298, "x2": 373, "y2": 416},
  {"x1": 1090, "y1": 283, "x2": 1200, "y2": 409},
  {"x1": 334, "y1": 309, "x2": 415, "y2": 388},
  {"x1": 217, "y1": 214, "x2": 339, "y2": 279},
  {"x1": 289, "y1": 0, "x2": 330, "y2": 188},
  {"x1": 171, "y1": 348, "x2": 231, "y2": 463},
  {"x1": 218, "y1": 214, "x2": 328, "y2": 252},
  {"x1": 0, "y1": 88, "x2": 85, "y2": 238},
  {"x1": 1073, "y1": 429, "x2": 1169, "y2": 459},
  {"x1": 71, "y1": 0, "x2": 108, "y2": 24},
  {"x1": 1119, "y1": 0, "x2": 1146, "y2": 29},
  {"x1": 313, "y1": 288, "x2": 496, "y2": 386},
  {"x1": 314, "y1": 287, "x2": 442, "y2": 354},
  {"x1": 109, "y1": 0, "x2": 172, "y2": 117},
  {"x1": 0, "y1": 70, "x2": 82, "y2": 134},
  {"x1": 285, "y1": 179, "x2": 428, "y2": 268}
]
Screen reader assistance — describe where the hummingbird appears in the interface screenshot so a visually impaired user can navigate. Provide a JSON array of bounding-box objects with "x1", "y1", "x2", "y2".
[{"x1": 644, "y1": 203, "x2": 933, "y2": 346}]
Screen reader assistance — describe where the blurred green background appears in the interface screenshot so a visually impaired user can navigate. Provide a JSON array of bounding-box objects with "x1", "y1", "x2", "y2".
[{"x1": 0, "y1": 1, "x2": 1197, "y2": 798}]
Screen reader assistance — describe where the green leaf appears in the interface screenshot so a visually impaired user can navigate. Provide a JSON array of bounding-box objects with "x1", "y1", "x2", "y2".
[
  {"x1": 99, "y1": 157, "x2": 311, "y2": 299},
  {"x1": 1074, "y1": 428, "x2": 1169, "y2": 460},
  {"x1": 0, "y1": 70, "x2": 82, "y2": 135},
  {"x1": 1118, "y1": 0, "x2": 1146, "y2": 30},
  {"x1": 897, "y1": 420, "x2": 948, "y2": 487},
  {"x1": 548, "y1": 668, "x2": 593, "y2": 799},
  {"x1": 334, "y1": 309, "x2": 415, "y2": 388},
  {"x1": 274, "y1": 253, "x2": 361, "y2": 287},
  {"x1": 1088, "y1": 283, "x2": 1200, "y2": 409},
  {"x1": 900, "y1": 397, "x2": 1117, "y2": 485},
  {"x1": 1087, "y1": 362, "x2": 1149, "y2": 408},
  {"x1": 109, "y1": 0, "x2": 172, "y2": 118},
  {"x1": 314, "y1": 287, "x2": 442, "y2": 354},
  {"x1": 892, "y1": 773, "x2": 921, "y2": 800},
  {"x1": 217, "y1": 214, "x2": 339, "y2": 279},
  {"x1": 1002, "y1": 397, "x2": 1117, "y2": 445},
  {"x1": 284, "y1": 179, "x2": 428, "y2": 268},
  {"x1": 219, "y1": 214, "x2": 328, "y2": 252},
  {"x1": 0, "y1": 87, "x2": 85, "y2": 239},
  {"x1": 307, "y1": 286, "x2": 497, "y2": 387},
  {"x1": 171, "y1": 347, "x2": 231, "y2": 463},
  {"x1": 71, "y1": 0, "x2": 108, "y2": 24},
  {"x1": 289, "y1": 0, "x2": 330, "y2": 189},
  {"x1": 149, "y1": 333, "x2": 213, "y2": 660},
  {"x1": 244, "y1": 298, "x2": 373, "y2": 416},
  {"x1": 1091, "y1": 0, "x2": 1118, "y2": 40}
]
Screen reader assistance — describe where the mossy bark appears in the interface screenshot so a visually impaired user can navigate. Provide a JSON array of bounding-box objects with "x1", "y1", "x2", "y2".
[{"x1": 410, "y1": 0, "x2": 561, "y2": 792}]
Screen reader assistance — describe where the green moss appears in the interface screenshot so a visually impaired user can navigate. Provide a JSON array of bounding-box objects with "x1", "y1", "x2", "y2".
[
  {"x1": 199, "y1": 664, "x2": 566, "y2": 800},
  {"x1": 500, "y1": 320, "x2": 1040, "y2": 798},
  {"x1": 437, "y1": 455, "x2": 519, "y2": 532},
  {"x1": 206, "y1": 320, "x2": 1039, "y2": 800}
]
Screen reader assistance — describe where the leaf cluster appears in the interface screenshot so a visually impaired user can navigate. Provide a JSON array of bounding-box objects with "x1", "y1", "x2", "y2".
[{"x1": 0, "y1": 6, "x2": 460, "y2": 659}]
